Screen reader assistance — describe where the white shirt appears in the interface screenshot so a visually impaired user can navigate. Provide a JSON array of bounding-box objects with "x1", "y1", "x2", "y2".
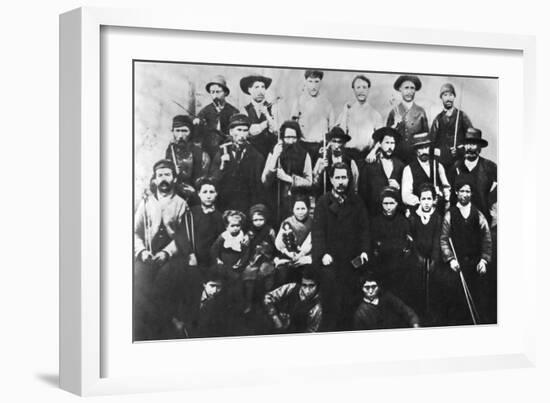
[
  {"x1": 464, "y1": 157, "x2": 479, "y2": 172},
  {"x1": 401, "y1": 159, "x2": 451, "y2": 207},
  {"x1": 457, "y1": 202, "x2": 472, "y2": 219},
  {"x1": 336, "y1": 101, "x2": 383, "y2": 151}
]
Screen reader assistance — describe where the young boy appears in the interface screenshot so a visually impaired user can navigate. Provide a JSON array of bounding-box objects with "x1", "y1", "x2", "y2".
[
  {"x1": 407, "y1": 182, "x2": 442, "y2": 323},
  {"x1": 174, "y1": 176, "x2": 224, "y2": 330}
]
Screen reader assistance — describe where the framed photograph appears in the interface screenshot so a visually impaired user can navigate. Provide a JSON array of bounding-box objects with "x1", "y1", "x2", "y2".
[{"x1": 60, "y1": 7, "x2": 536, "y2": 396}]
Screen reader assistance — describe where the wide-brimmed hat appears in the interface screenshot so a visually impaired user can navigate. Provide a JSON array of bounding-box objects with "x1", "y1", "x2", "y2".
[
  {"x1": 393, "y1": 75, "x2": 422, "y2": 91},
  {"x1": 326, "y1": 126, "x2": 351, "y2": 143},
  {"x1": 462, "y1": 127, "x2": 488, "y2": 148},
  {"x1": 239, "y1": 74, "x2": 272, "y2": 94},
  {"x1": 372, "y1": 126, "x2": 401, "y2": 143},
  {"x1": 439, "y1": 83, "x2": 456, "y2": 97},
  {"x1": 228, "y1": 113, "x2": 251, "y2": 129},
  {"x1": 206, "y1": 75, "x2": 230, "y2": 95},
  {"x1": 411, "y1": 132, "x2": 432, "y2": 148}
]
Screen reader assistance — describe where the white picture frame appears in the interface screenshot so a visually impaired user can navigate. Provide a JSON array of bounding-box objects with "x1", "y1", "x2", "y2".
[{"x1": 60, "y1": 6, "x2": 537, "y2": 396}]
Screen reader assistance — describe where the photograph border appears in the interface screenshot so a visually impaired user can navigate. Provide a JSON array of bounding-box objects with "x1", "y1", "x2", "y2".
[{"x1": 60, "y1": 6, "x2": 536, "y2": 396}]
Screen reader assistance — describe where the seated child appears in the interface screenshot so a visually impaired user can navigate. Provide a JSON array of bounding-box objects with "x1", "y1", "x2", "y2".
[
  {"x1": 274, "y1": 194, "x2": 313, "y2": 285},
  {"x1": 241, "y1": 204, "x2": 277, "y2": 313}
]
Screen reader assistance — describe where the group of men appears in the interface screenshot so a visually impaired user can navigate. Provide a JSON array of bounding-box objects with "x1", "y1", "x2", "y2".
[{"x1": 133, "y1": 70, "x2": 497, "y2": 341}]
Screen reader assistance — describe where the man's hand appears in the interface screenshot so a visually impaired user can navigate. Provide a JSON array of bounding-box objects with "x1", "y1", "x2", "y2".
[
  {"x1": 450, "y1": 146, "x2": 457, "y2": 157},
  {"x1": 192, "y1": 118, "x2": 201, "y2": 126},
  {"x1": 153, "y1": 251, "x2": 169, "y2": 265},
  {"x1": 276, "y1": 168, "x2": 292, "y2": 183},
  {"x1": 449, "y1": 258, "x2": 460, "y2": 272},
  {"x1": 360, "y1": 252, "x2": 369, "y2": 265},
  {"x1": 322, "y1": 254, "x2": 333, "y2": 266},
  {"x1": 477, "y1": 259, "x2": 487, "y2": 275},
  {"x1": 317, "y1": 156, "x2": 329, "y2": 172},
  {"x1": 188, "y1": 253, "x2": 198, "y2": 267},
  {"x1": 365, "y1": 146, "x2": 379, "y2": 163},
  {"x1": 388, "y1": 178, "x2": 400, "y2": 190},
  {"x1": 140, "y1": 250, "x2": 153, "y2": 264},
  {"x1": 272, "y1": 142, "x2": 284, "y2": 159}
]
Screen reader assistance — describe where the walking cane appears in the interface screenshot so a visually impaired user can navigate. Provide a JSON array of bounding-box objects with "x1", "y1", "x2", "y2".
[
  {"x1": 425, "y1": 257, "x2": 431, "y2": 316},
  {"x1": 142, "y1": 190, "x2": 151, "y2": 253},
  {"x1": 449, "y1": 238, "x2": 479, "y2": 325},
  {"x1": 322, "y1": 135, "x2": 327, "y2": 194},
  {"x1": 170, "y1": 143, "x2": 180, "y2": 176},
  {"x1": 452, "y1": 81, "x2": 465, "y2": 150}
]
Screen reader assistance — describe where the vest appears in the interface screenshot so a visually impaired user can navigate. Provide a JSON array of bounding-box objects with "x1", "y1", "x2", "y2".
[
  {"x1": 409, "y1": 158, "x2": 443, "y2": 197},
  {"x1": 449, "y1": 205, "x2": 482, "y2": 260},
  {"x1": 244, "y1": 102, "x2": 276, "y2": 157}
]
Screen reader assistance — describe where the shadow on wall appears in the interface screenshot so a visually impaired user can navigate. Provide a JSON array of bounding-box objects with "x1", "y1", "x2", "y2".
[{"x1": 134, "y1": 62, "x2": 498, "y2": 205}]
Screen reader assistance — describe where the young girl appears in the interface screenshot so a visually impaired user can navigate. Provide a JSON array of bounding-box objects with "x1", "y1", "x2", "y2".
[
  {"x1": 210, "y1": 210, "x2": 249, "y2": 283},
  {"x1": 241, "y1": 204, "x2": 276, "y2": 314},
  {"x1": 274, "y1": 194, "x2": 313, "y2": 285},
  {"x1": 370, "y1": 186, "x2": 413, "y2": 302},
  {"x1": 408, "y1": 182, "x2": 442, "y2": 324}
]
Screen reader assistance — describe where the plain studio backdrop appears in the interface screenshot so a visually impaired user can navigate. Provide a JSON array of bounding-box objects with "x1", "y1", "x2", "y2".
[
  {"x1": 0, "y1": 1, "x2": 547, "y2": 402},
  {"x1": 134, "y1": 61, "x2": 497, "y2": 199}
]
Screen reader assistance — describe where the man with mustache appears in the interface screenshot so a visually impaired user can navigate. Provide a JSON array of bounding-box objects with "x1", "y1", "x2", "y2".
[
  {"x1": 401, "y1": 132, "x2": 450, "y2": 212},
  {"x1": 133, "y1": 159, "x2": 190, "y2": 340},
  {"x1": 336, "y1": 75, "x2": 384, "y2": 163},
  {"x1": 210, "y1": 113, "x2": 266, "y2": 214},
  {"x1": 448, "y1": 128, "x2": 497, "y2": 225},
  {"x1": 290, "y1": 70, "x2": 335, "y2": 163},
  {"x1": 262, "y1": 120, "x2": 313, "y2": 223},
  {"x1": 312, "y1": 126, "x2": 359, "y2": 195},
  {"x1": 430, "y1": 83, "x2": 473, "y2": 170},
  {"x1": 440, "y1": 179, "x2": 493, "y2": 325},
  {"x1": 386, "y1": 75, "x2": 429, "y2": 163},
  {"x1": 312, "y1": 161, "x2": 371, "y2": 331},
  {"x1": 196, "y1": 75, "x2": 240, "y2": 159},
  {"x1": 165, "y1": 115, "x2": 210, "y2": 205},
  {"x1": 240, "y1": 74, "x2": 279, "y2": 158},
  {"x1": 358, "y1": 127, "x2": 405, "y2": 217}
]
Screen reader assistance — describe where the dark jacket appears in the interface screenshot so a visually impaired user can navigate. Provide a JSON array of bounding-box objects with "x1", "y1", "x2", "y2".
[
  {"x1": 197, "y1": 102, "x2": 240, "y2": 158},
  {"x1": 429, "y1": 108, "x2": 473, "y2": 168},
  {"x1": 312, "y1": 192, "x2": 371, "y2": 271},
  {"x1": 359, "y1": 157, "x2": 404, "y2": 216},
  {"x1": 210, "y1": 143, "x2": 266, "y2": 213},
  {"x1": 353, "y1": 291, "x2": 419, "y2": 330}
]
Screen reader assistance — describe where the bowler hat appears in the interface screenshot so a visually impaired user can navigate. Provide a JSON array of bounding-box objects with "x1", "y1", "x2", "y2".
[
  {"x1": 239, "y1": 74, "x2": 272, "y2": 94},
  {"x1": 411, "y1": 132, "x2": 432, "y2": 148},
  {"x1": 206, "y1": 75, "x2": 230, "y2": 95},
  {"x1": 326, "y1": 126, "x2": 351, "y2": 143},
  {"x1": 228, "y1": 113, "x2": 251, "y2": 129},
  {"x1": 393, "y1": 75, "x2": 422, "y2": 91},
  {"x1": 462, "y1": 127, "x2": 488, "y2": 148},
  {"x1": 372, "y1": 126, "x2": 401, "y2": 143},
  {"x1": 439, "y1": 83, "x2": 456, "y2": 97}
]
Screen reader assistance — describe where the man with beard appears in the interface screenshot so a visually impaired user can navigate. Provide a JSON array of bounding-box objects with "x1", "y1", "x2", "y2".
[
  {"x1": 401, "y1": 132, "x2": 451, "y2": 213},
  {"x1": 290, "y1": 70, "x2": 335, "y2": 163},
  {"x1": 312, "y1": 161, "x2": 370, "y2": 331},
  {"x1": 196, "y1": 75, "x2": 240, "y2": 159},
  {"x1": 263, "y1": 266, "x2": 323, "y2": 333},
  {"x1": 312, "y1": 126, "x2": 359, "y2": 195},
  {"x1": 448, "y1": 128, "x2": 497, "y2": 225},
  {"x1": 440, "y1": 179, "x2": 493, "y2": 325},
  {"x1": 336, "y1": 74, "x2": 384, "y2": 163},
  {"x1": 429, "y1": 83, "x2": 473, "y2": 170},
  {"x1": 165, "y1": 115, "x2": 210, "y2": 205},
  {"x1": 358, "y1": 127, "x2": 405, "y2": 216},
  {"x1": 386, "y1": 75, "x2": 429, "y2": 163},
  {"x1": 262, "y1": 120, "x2": 313, "y2": 223},
  {"x1": 239, "y1": 74, "x2": 279, "y2": 158},
  {"x1": 210, "y1": 113, "x2": 266, "y2": 213},
  {"x1": 133, "y1": 159, "x2": 189, "y2": 340}
]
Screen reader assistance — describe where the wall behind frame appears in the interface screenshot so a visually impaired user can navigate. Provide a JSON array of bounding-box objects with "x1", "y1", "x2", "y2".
[{"x1": 134, "y1": 60, "x2": 498, "y2": 206}]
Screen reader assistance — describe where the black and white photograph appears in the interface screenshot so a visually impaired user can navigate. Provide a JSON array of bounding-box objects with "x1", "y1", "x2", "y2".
[{"x1": 133, "y1": 61, "x2": 498, "y2": 341}]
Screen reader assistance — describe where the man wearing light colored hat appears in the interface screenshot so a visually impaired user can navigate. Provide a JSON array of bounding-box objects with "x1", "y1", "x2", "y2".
[
  {"x1": 239, "y1": 74, "x2": 279, "y2": 158},
  {"x1": 386, "y1": 75, "x2": 429, "y2": 163},
  {"x1": 429, "y1": 83, "x2": 474, "y2": 169},
  {"x1": 196, "y1": 75, "x2": 240, "y2": 159},
  {"x1": 210, "y1": 113, "x2": 267, "y2": 213},
  {"x1": 401, "y1": 132, "x2": 450, "y2": 212}
]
